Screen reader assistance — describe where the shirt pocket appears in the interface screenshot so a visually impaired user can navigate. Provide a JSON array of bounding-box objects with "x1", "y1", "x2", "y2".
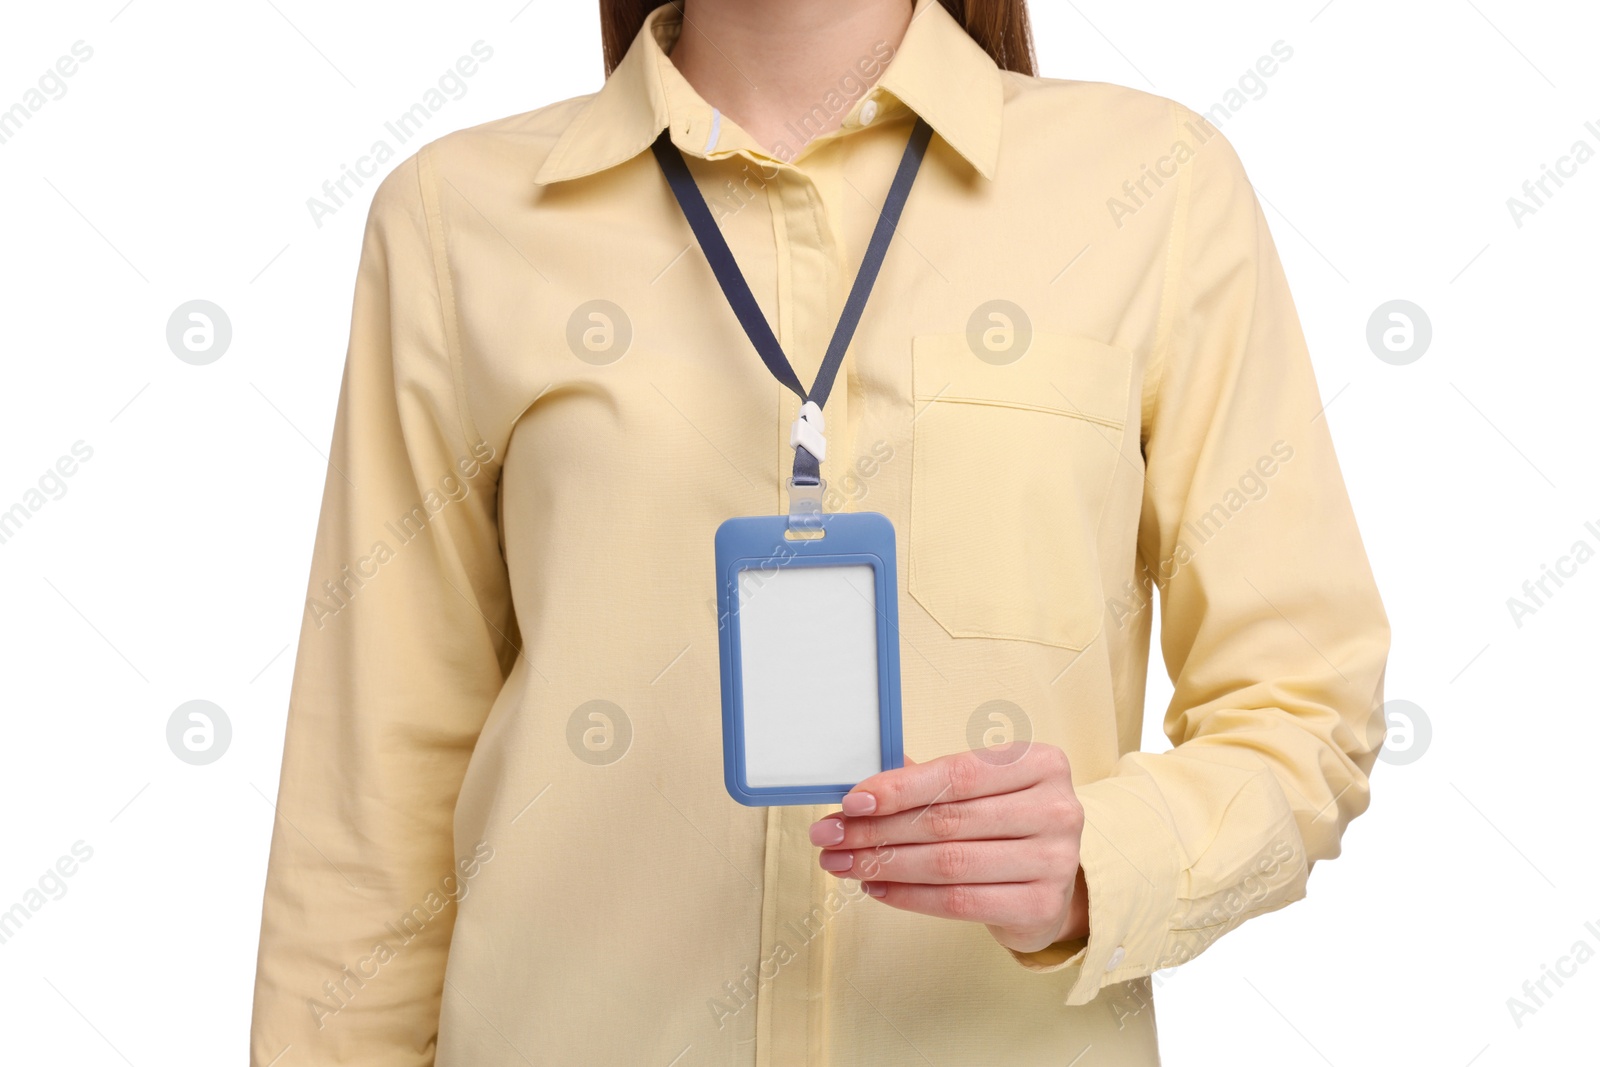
[{"x1": 908, "y1": 332, "x2": 1132, "y2": 651}]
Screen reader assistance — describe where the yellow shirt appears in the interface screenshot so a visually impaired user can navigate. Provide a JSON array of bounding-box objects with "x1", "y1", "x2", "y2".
[{"x1": 249, "y1": 1, "x2": 1391, "y2": 1063}]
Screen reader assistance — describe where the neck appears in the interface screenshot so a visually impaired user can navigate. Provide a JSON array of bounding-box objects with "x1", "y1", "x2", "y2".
[{"x1": 668, "y1": 0, "x2": 914, "y2": 158}]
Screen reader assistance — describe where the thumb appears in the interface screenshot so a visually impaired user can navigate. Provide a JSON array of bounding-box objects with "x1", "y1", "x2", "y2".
[{"x1": 901, "y1": 753, "x2": 920, "y2": 767}]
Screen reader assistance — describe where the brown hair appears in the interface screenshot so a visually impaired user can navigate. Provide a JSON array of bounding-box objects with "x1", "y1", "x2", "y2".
[{"x1": 600, "y1": 1, "x2": 1035, "y2": 78}]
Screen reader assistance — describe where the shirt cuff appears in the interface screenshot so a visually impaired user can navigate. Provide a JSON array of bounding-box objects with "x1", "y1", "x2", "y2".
[{"x1": 1002, "y1": 775, "x2": 1181, "y2": 1006}]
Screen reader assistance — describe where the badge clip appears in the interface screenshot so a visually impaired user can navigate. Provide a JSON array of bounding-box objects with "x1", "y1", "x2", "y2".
[
  {"x1": 785, "y1": 476, "x2": 827, "y2": 532},
  {"x1": 786, "y1": 400, "x2": 828, "y2": 532}
]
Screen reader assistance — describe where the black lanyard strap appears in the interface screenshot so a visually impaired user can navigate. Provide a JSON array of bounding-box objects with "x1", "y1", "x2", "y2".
[{"x1": 651, "y1": 116, "x2": 934, "y2": 488}]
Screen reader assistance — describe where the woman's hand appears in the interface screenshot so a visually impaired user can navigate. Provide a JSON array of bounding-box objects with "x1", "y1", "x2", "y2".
[{"x1": 809, "y1": 743, "x2": 1089, "y2": 954}]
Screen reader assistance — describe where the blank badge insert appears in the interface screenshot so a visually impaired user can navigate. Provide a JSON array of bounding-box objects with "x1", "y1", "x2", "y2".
[{"x1": 737, "y1": 562, "x2": 881, "y2": 788}]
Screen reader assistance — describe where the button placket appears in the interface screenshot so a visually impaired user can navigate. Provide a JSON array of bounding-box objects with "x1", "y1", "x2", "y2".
[
  {"x1": 762, "y1": 161, "x2": 846, "y2": 1067},
  {"x1": 768, "y1": 168, "x2": 847, "y2": 505}
]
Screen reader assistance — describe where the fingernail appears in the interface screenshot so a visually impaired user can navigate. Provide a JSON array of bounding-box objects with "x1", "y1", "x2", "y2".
[
  {"x1": 810, "y1": 818, "x2": 845, "y2": 846},
  {"x1": 864, "y1": 881, "x2": 886, "y2": 898},
  {"x1": 842, "y1": 792, "x2": 876, "y2": 816},
  {"x1": 819, "y1": 850, "x2": 853, "y2": 872}
]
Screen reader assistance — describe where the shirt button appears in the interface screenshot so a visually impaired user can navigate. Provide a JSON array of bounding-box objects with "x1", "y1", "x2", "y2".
[
  {"x1": 858, "y1": 98, "x2": 878, "y2": 125},
  {"x1": 1105, "y1": 945, "x2": 1126, "y2": 971}
]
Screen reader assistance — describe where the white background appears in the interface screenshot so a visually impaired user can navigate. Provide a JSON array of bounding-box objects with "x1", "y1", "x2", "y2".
[{"x1": 1, "y1": 1, "x2": 1596, "y2": 1063}]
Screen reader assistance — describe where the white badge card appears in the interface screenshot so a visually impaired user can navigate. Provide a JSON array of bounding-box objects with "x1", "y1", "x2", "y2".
[{"x1": 714, "y1": 512, "x2": 905, "y2": 806}]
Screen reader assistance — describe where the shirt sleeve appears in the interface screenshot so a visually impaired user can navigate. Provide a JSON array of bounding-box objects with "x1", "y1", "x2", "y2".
[
  {"x1": 248, "y1": 146, "x2": 519, "y2": 1065},
  {"x1": 1002, "y1": 102, "x2": 1391, "y2": 1006}
]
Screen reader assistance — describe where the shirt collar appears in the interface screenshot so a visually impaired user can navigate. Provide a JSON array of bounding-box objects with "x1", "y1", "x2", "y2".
[{"x1": 532, "y1": 0, "x2": 1003, "y2": 185}]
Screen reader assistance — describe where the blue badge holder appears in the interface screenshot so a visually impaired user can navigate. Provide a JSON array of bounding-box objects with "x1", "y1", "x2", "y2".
[{"x1": 714, "y1": 506, "x2": 904, "y2": 806}]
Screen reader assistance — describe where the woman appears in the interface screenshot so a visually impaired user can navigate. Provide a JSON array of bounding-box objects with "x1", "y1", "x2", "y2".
[{"x1": 249, "y1": 1, "x2": 1390, "y2": 1063}]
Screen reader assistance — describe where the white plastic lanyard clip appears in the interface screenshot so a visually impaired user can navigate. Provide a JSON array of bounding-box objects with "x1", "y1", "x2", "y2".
[
  {"x1": 788, "y1": 400, "x2": 827, "y2": 462},
  {"x1": 786, "y1": 400, "x2": 827, "y2": 530}
]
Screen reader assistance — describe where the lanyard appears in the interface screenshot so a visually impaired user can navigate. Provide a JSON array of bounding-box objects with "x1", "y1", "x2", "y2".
[{"x1": 650, "y1": 116, "x2": 934, "y2": 494}]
